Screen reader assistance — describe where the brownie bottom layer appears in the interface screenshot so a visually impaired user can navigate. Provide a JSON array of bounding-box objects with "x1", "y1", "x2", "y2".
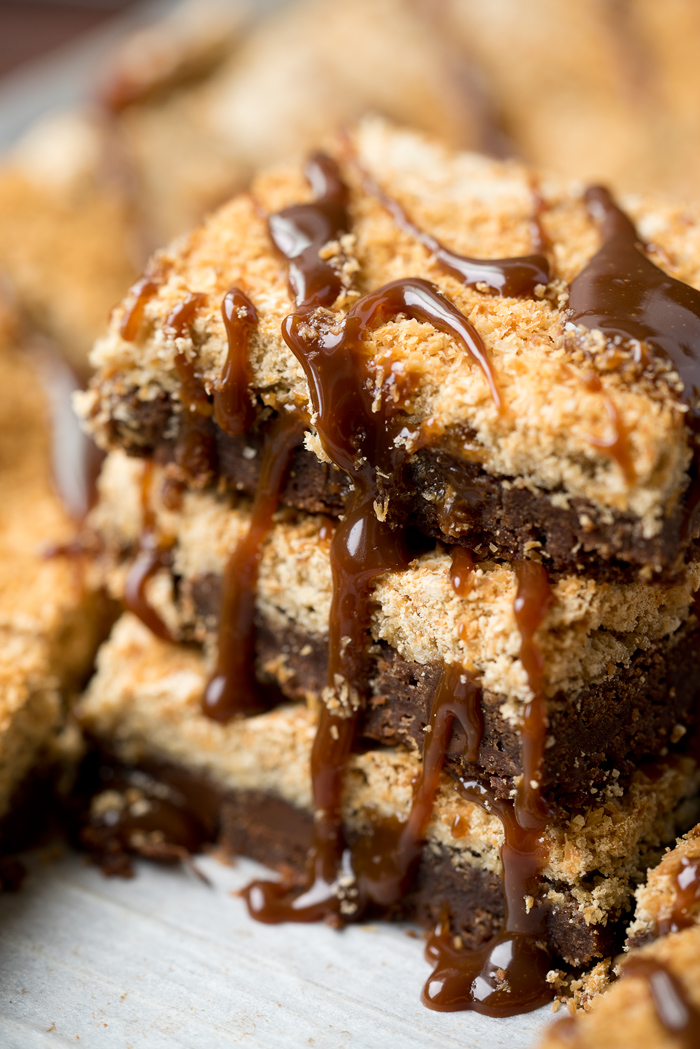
[
  {"x1": 187, "y1": 573, "x2": 700, "y2": 809},
  {"x1": 76, "y1": 750, "x2": 624, "y2": 970}
]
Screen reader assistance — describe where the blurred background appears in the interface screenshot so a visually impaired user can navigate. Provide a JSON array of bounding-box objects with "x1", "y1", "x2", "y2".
[{"x1": 2, "y1": 0, "x2": 700, "y2": 376}]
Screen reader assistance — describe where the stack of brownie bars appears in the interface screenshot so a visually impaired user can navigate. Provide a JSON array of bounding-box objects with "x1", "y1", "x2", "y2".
[{"x1": 74, "y1": 117, "x2": 700, "y2": 1016}]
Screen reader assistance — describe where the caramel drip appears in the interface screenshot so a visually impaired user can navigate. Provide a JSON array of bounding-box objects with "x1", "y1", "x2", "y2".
[
  {"x1": 584, "y1": 373, "x2": 635, "y2": 484},
  {"x1": 422, "y1": 775, "x2": 551, "y2": 1016},
  {"x1": 420, "y1": 565, "x2": 555, "y2": 1016},
  {"x1": 569, "y1": 186, "x2": 700, "y2": 426},
  {"x1": 119, "y1": 274, "x2": 160, "y2": 341},
  {"x1": 241, "y1": 155, "x2": 541, "y2": 1015},
  {"x1": 166, "y1": 295, "x2": 217, "y2": 485},
  {"x1": 358, "y1": 165, "x2": 550, "y2": 297},
  {"x1": 622, "y1": 956, "x2": 700, "y2": 1048},
  {"x1": 285, "y1": 276, "x2": 501, "y2": 421},
  {"x1": 658, "y1": 856, "x2": 700, "y2": 936},
  {"x1": 268, "y1": 152, "x2": 350, "y2": 310},
  {"x1": 450, "y1": 546, "x2": 474, "y2": 597},
  {"x1": 243, "y1": 274, "x2": 495, "y2": 922},
  {"x1": 245, "y1": 664, "x2": 483, "y2": 922},
  {"x1": 165, "y1": 292, "x2": 207, "y2": 339},
  {"x1": 214, "y1": 288, "x2": 258, "y2": 434},
  {"x1": 513, "y1": 560, "x2": 554, "y2": 830},
  {"x1": 124, "y1": 461, "x2": 173, "y2": 641},
  {"x1": 350, "y1": 665, "x2": 483, "y2": 909},
  {"x1": 202, "y1": 409, "x2": 305, "y2": 721}
]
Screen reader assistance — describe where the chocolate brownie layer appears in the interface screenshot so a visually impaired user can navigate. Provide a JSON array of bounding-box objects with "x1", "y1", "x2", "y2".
[
  {"x1": 241, "y1": 605, "x2": 700, "y2": 809},
  {"x1": 110, "y1": 398, "x2": 700, "y2": 580},
  {"x1": 75, "y1": 751, "x2": 625, "y2": 968},
  {"x1": 76, "y1": 615, "x2": 700, "y2": 973}
]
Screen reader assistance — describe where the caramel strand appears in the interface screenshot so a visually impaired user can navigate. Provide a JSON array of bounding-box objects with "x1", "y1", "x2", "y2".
[
  {"x1": 268, "y1": 152, "x2": 350, "y2": 310},
  {"x1": 583, "y1": 372, "x2": 635, "y2": 484},
  {"x1": 165, "y1": 294, "x2": 217, "y2": 486},
  {"x1": 119, "y1": 274, "x2": 160, "y2": 341},
  {"x1": 214, "y1": 288, "x2": 258, "y2": 434},
  {"x1": 450, "y1": 546, "x2": 474, "y2": 597},
  {"x1": 622, "y1": 955, "x2": 700, "y2": 1048},
  {"x1": 357, "y1": 163, "x2": 550, "y2": 297},
  {"x1": 123, "y1": 460, "x2": 173, "y2": 641},
  {"x1": 569, "y1": 186, "x2": 700, "y2": 429},
  {"x1": 513, "y1": 559, "x2": 554, "y2": 830},
  {"x1": 657, "y1": 856, "x2": 700, "y2": 936},
  {"x1": 422, "y1": 775, "x2": 551, "y2": 1016},
  {"x1": 202, "y1": 408, "x2": 306, "y2": 721}
]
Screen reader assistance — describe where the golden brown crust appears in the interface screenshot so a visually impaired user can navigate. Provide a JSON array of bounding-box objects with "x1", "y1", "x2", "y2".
[
  {"x1": 538, "y1": 925, "x2": 700, "y2": 1048},
  {"x1": 0, "y1": 309, "x2": 111, "y2": 823},
  {"x1": 80, "y1": 119, "x2": 700, "y2": 536},
  {"x1": 628, "y1": 823, "x2": 700, "y2": 945}
]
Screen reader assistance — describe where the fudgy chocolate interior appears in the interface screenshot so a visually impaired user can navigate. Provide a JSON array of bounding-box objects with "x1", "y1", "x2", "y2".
[
  {"x1": 180, "y1": 575, "x2": 700, "y2": 808},
  {"x1": 105, "y1": 393, "x2": 700, "y2": 580}
]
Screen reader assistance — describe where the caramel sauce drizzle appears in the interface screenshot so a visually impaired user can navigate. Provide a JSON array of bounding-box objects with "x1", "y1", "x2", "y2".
[
  {"x1": 422, "y1": 564, "x2": 554, "y2": 1014},
  {"x1": 513, "y1": 560, "x2": 554, "y2": 830},
  {"x1": 166, "y1": 294, "x2": 217, "y2": 486},
  {"x1": 622, "y1": 955, "x2": 700, "y2": 1048},
  {"x1": 237, "y1": 152, "x2": 554, "y2": 1017},
  {"x1": 285, "y1": 275, "x2": 500, "y2": 413},
  {"x1": 244, "y1": 662, "x2": 484, "y2": 923},
  {"x1": 350, "y1": 665, "x2": 483, "y2": 911},
  {"x1": 268, "y1": 152, "x2": 350, "y2": 310},
  {"x1": 202, "y1": 408, "x2": 305, "y2": 721},
  {"x1": 357, "y1": 164, "x2": 550, "y2": 297},
  {"x1": 124, "y1": 460, "x2": 173, "y2": 641},
  {"x1": 569, "y1": 186, "x2": 700, "y2": 428},
  {"x1": 214, "y1": 288, "x2": 258, "y2": 434},
  {"x1": 450, "y1": 546, "x2": 474, "y2": 597},
  {"x1": 241, "y1": 156, "x2": 500, "y2": 923},
  {"x1": 658, "y1": 856, "x2": 700, "y2": 936},
  {"x1": 424, "y1": 774, "x2": 552, "y2": 1015},
  {"x1": 119, "y1": 274, "x2": 160, "y2": 341},
  {"x1": 583, "y1": 372, "x2": 635, "y2": 484}
]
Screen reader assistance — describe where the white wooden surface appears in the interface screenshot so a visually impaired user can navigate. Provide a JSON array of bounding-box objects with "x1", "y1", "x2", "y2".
[{"x1": 0, "y1": 849, "x2": 551, "y2": 1049}]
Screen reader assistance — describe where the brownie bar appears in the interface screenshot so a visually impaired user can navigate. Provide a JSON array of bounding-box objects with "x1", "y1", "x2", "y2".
[
  {"x1": 627, "y1": 823, "x2": 700, "y2": 948},
  {"x1": 0, "y1": 305, "x2": 113, "y2": 835},
  {"x1": 77, "y1": 752, "x2": 621, "y2": 968},
  {"x1": 78, "y1": 118, "x2": 700, "y2": 579},
  {"x1": 88, "y1": 451, "x2": 700, "y2": 808},
  {"x1": 536, "y1": 925, "x2": 700, "y2": 1049},
  {"x1": 75, "y1": 614, "x2": 700, "y2": 972}
]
